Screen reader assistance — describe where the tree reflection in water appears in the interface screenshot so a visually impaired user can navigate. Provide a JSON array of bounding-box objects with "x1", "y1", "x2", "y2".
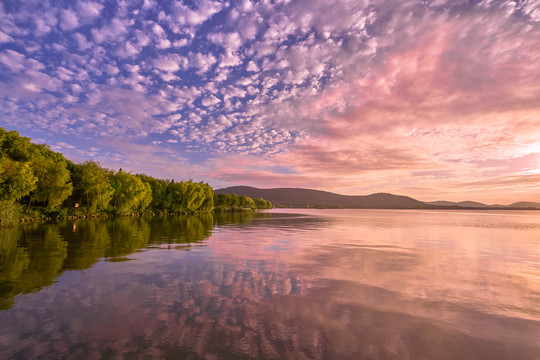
[
  {"x1": 1, "y1": 211, "x2": 539, "y2": 359},
  {"x1": 0, "y1": 214, "x2": 215, "y2": 310}
]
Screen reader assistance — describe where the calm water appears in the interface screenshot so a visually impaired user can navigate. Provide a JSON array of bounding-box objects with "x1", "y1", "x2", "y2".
[{"x1": 1, "y1": 209, "x2": 539, "y2": 359}]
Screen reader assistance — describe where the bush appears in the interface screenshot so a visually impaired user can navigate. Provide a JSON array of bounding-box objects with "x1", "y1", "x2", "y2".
[
  {"x1": 46, "y1": 207, "x2": 68, "y2": 220},
  {"x1": 0, "y1": 200, "x2": 21, "y2": 227}
]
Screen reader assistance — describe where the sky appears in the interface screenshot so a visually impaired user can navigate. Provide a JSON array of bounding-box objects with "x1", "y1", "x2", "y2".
[{"x1": 0, "y1": 0, "x2": 539, "y2": 204}]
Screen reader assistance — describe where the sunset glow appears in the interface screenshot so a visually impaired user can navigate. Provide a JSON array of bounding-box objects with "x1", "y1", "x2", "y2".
[{"x1": 1, "y1": 0, "x2": 539, "y2": 203}]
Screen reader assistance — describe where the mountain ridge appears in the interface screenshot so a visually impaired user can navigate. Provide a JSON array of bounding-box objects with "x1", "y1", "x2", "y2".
[{"x1": 215, "y1": 186, "x2": 540, "y2": 209}]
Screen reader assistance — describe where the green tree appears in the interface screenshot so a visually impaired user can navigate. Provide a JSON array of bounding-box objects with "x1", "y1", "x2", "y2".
[
  {"x1": 0, "y1": 200, "x2": 22, "y2": 227},
  {"x1": 0, "y1": 158, "x2": 37, "y2": 201},
  {"x1": 110, "y1": 170, "x2": 152, "y2": 215},
  {"x1": 1, "y1": 128, "x2": 72, "y2": 213},
  {"x1": 166, "y1": 180, "x2": 188, "y2": 213},
  {"x1": 215, "y1": 193, "x2": 229, "y2": 207},
  {"x1": 137, "y1": 174, "x2": 170, "y2": 213},
  {"x1": 239, "y1": 196, "x2": 256, "y2": 209},
  {"x1": 199, "y1": 183, "x2": 214, "y2": 213},
  {"x1": 229, "y1": 193, "x2": 240, "y2": 206},
  {"x1": 27, "y1": 154, "x2": 73, "y2": 211},
  {"x1": 166, "y1": 180, "x2": 214, "y2": 214},
  {"x1": 254, "y1": 198, "x2": 272, "y2": 209},
  {"x1": 138, "y1": 181, "x2": 152, "y2": 213},
  {"x1": 71, "y1": 161, "x2": 113, "y2": 213},
  {"x1": 184, "y1": 180, "x2": 207, "y2": 213},
  {"x1": 0, "y1": 129, "x2": 33, "y2": 161}
]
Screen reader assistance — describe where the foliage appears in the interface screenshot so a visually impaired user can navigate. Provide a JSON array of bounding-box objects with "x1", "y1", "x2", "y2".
[
  {"x1": 215, "y1": 193, "x2": 272, "y2": 210},
  {"x1": 70, "y1": 161, "x2": 114, "y2": 213},
  {"x1": 1, "y1": 129, "x2": 73, "y2": 213},
  {"x1": 110, "y1": 170, "x2": 152, "y2": 215},
  {"x1": 0, "y1": 157, "x2": 37, "y2": 201},
  {"x1": 0, "y1": 128, "x2": 34, "y2": 161},
  {"x1": 0, "y1": 127, "x2": 272, "y2": 226},
  {"x1": 137, "y1": 174, "x2": 170, "y2": 213},
  {"x1": 184, "y1": 180, "x2": 214, "y2": 213},
  {"x1": 239, "y1": 196, "x2": 256, "y2": 208},
  {"x1": 0, "y1": 200, "x2": 21, "y2": 227},
  {"x1": 0, "y1": 224, "x2": 67, "y2": 309},
  {"x1": 254, "y1": 198, "x2": 273, "y2": 209},
  {"x1": 27, "y1": 153, "x2": 73, "y2": 211},
  {"x1": 166, "y1": 180, "x2": 214, "y2": 214},
  {"x1": 0, "y1": 214, "x2": 218, "y2": 308}
]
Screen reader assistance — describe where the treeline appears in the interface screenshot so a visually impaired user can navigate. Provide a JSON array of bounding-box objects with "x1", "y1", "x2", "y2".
[
  {"x1": 0, "y1": 128, "x2": 271, "y2": 227},
  {"x1": 215, "y1": 193, "x2": 272, "y2": 212}
]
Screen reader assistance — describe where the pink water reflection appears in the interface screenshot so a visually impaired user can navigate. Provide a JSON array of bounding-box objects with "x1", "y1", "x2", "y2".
[{"x1": 0, "y1": 209, "x2": 539, "y2": 359}]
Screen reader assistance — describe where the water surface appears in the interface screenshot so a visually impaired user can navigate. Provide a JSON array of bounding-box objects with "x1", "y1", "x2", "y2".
[{"x1": 1, "y1": 209, "x2": 539, "y2": 359}]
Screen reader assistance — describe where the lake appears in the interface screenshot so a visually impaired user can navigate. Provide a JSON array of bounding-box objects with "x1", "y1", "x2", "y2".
[{"x1": 1, "y1": 209, "x2": 539, "y2": 359}]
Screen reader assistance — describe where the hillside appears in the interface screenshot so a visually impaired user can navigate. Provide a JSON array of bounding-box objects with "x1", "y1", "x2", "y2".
[
  {"x1": 215, "y1": 186, "x2": 430, "y2": 209},
  {"x1": 216, "y1": 186, "x2": 540, "y2": 210},
  {"x1": 428, "y1": 201, "x2": 493, "y2": 208},
  {"x1": 508, "y1": 201, "x2": 540, "y2": 209}
]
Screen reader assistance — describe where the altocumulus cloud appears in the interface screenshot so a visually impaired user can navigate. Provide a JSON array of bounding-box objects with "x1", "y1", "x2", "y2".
[{"x1": 0, "y1": 0, "x2": 539, "y2": 203}]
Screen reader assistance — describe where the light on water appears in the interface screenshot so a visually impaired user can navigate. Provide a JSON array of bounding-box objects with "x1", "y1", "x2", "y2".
[{"x1": 1, "y1": 210, "x2": 539, "y2": 359}]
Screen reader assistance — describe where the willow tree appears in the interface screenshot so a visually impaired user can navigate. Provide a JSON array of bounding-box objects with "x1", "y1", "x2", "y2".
[
  {"x1": 70, "y1": 161, "x2": 114, "y2": 213},
  {"x1": 254, "y1": 198, "x2": 272, "y2": 209},
  {"x1": 0, "y1": 128, "x2": 33, "y2": 162},
  {"x1": 136, "y1": 174, "x2": 170, "y2": 214},
  {"x1": 183, "y1": 180, "x2": 208, "y2": 213},
  {"x1": 166, "y1": 180, "x2": 187, "y2": 213},
  {"x1": 0, "y1": 130, "x2": 39, "y2": 225},
  {"x1": 166, "y1": 180, "x2": 214, "y2": 214},
  {"x1": 0, "y1": 158, "x2": 37, "y2": 201},
  {"x1": 239, "y1": 196, "x2": 256, "y2": 209},
  {"x1": 198, "y1": 182, "x2": 214, "y2": 213},
  {"x1": 0, "y1": 158, "x2": 37, "y2": 225},
  {"x1": 109, "y1": 170, "x2": 152, "y2": 215},
  {"x1": 27, "y1": 153, "x2": 73, "y2": 211},
  {"x1": 0, "y1": 129, "x2": 72, "y2": 213}
]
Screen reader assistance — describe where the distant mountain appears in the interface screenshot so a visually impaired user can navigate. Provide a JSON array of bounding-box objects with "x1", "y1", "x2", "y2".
[
  {"x1": 215, "y1": 186, "x2": 540, "y2": 210},
  {"x1": 429, "y1": 200, "x2": 540, "y2": 209},
  {"x1": 428, "y1": 200, "x2": 491, "y2": 208},
  {"x1": 215, "y1": 186, "x2": 430, "y2": 209},
  {"x1": 427, "y1": 201, "x2": 458, "y2": 207},
  {"x1": 508, "y1": 201, "x2": 540, "y2": 209}
]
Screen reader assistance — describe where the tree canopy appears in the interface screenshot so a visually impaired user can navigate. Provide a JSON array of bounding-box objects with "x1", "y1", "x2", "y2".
[
  {"x1": 70, "y1": 161, "x2": 114, "y2": 213},
  {"x1": 0, "y1": 127, "x2": 272, "y2": 227}
]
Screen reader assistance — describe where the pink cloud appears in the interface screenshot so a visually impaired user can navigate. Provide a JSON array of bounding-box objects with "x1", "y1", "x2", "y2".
[{"x1": 203, "y1": 9, "x2": 540, "y2": 203}]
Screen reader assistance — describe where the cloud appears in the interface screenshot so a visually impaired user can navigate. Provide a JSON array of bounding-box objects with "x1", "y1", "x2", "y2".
[
  {"x1": 117, "y1": 42, "x2": 140, "y2": 58},
  {"x1": 60, "y1": 9, "x2": 80, "y2": 31},
  {"x1": 76, "y1": 1, "x2": 104, "y2": 22},
  {"x1": 0, "y1": 0, "x2": 539, "y2": 203},
  {"x1": 0, "y1": 30, "x2": 13, "y2": 43},
  {"x1": 31, "y1": 10, "x2": 59, "y2": 36},
  {"x1": 189, "y1": 52, "x2": 217, "y2": 74},
  {"x1": 153, "y1": 54, "x2": 188, "y2": 72},
  {"x1": 208, "y1": 31, "x2": 243, "y2": 52},
  {"x1": 72, "y1": 33, "x2": 92, "y2": 50},
  {"x1": 201, "y1": 95, "x2": 221, "y2": 107},
  {"x1": 142, "y1": 0, "x2": 157, "y2": 10},
  {"x1": 245, "y1": 60, "x2": 259, "y2": 72},
  {"x1": 153, "y1": 23, "x2": 166, "y2": 37},
  {"x1": 157, "y1": 38, "x2": 171, "y2": 49},
  {"x1": 172, "y1": 38, "x2": 190, "y2": 47},
  {"x1": 219, "y1": 52, "x2": 242, "y2": 68},
  {"x1": 0, "y1": 50, "x2": 27, "y2": 72},
  {"x1": 91, "y1": 18, "x2": 129, "y2": 43},
  {"x1": 522, "y1": 0, "x2": 540, "y2": 21},
  {"x1": 172, "y1": 0, "x2": 224, "y2": 26}
]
